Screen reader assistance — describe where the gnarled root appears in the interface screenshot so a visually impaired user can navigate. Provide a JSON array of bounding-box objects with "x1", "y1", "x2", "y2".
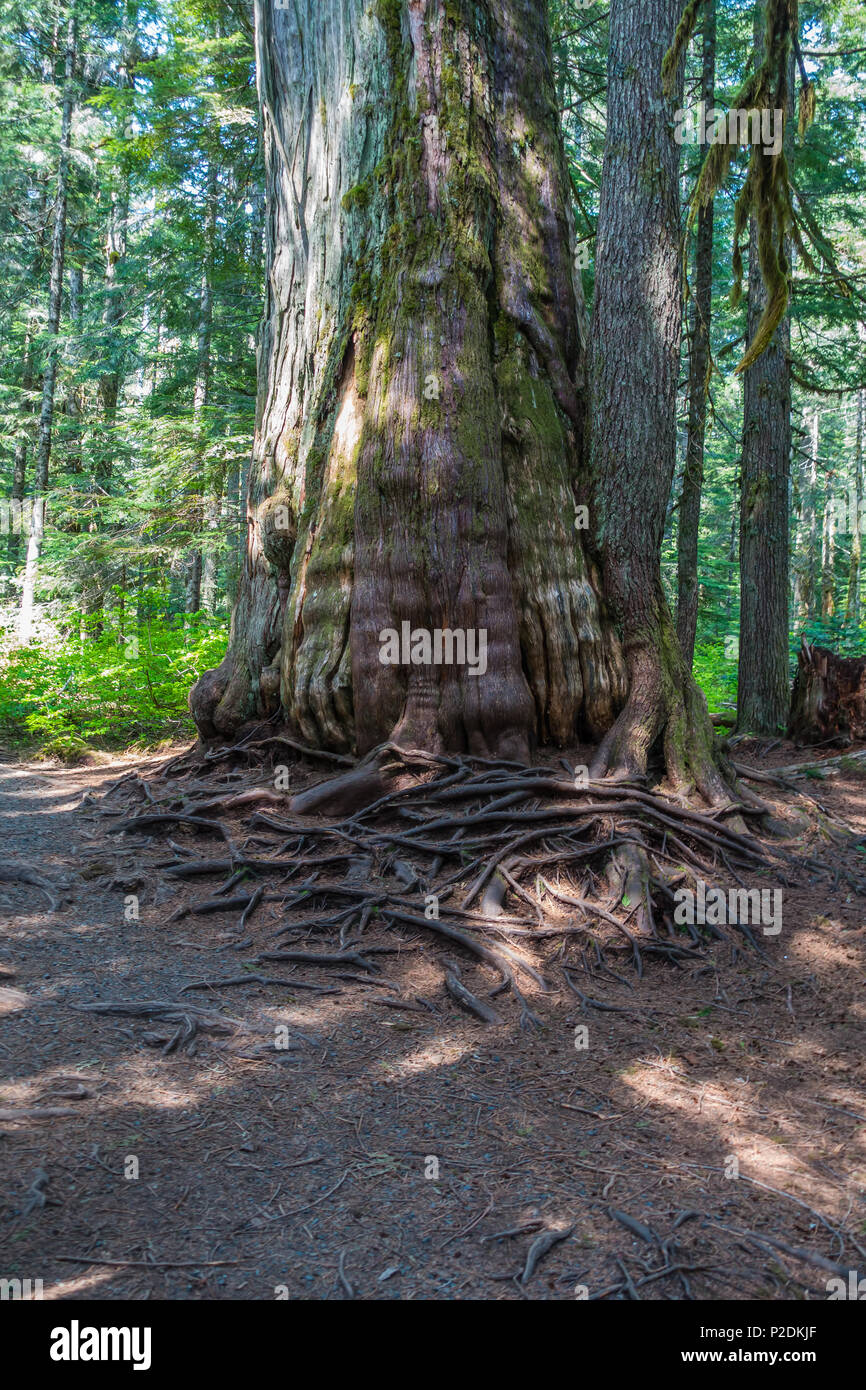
[
  {"x1": 100, "y1": 741, "x2": 860, "y2": 1031},
  {"x1": 589, "y1": 615, "x2": 746, "y2": 819}
]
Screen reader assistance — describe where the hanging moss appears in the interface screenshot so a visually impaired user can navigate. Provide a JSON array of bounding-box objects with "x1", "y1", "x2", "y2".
[
  {"x1": 661, "y1": 0, "x2": 706, "y2": 97},
  {"x1": 677, "y1": 0, "x2": 808, "y2": 374},
  {"x1": 798, "y1": 80, "x2": 816, "y2": 135}
]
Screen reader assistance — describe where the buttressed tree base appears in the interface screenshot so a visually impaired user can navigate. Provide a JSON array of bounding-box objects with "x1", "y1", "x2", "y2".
[{"x1": 191, "y1": 0, "x2": 630, "y2": 763}]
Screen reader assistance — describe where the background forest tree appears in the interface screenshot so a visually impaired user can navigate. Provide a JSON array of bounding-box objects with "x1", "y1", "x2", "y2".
[{"x1": 0, "y1": 0, "x2": 863, "y2": 757}]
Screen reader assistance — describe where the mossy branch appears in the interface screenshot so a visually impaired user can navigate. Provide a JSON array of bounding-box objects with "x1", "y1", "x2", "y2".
[
  {"x1": 798, "y1": 80, "x2": 816, "y2": 136},
  {"x1": 684, "y1": 0, "x2": 800, "y2": 373},
  {"x1": 662, "y1": 0, "x2": 706, "y2": 98}
]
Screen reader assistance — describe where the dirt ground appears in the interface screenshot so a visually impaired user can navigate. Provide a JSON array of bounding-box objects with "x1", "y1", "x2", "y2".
[{"x1": 1, "y1": 736, "x2": 864, "y2": 1301}]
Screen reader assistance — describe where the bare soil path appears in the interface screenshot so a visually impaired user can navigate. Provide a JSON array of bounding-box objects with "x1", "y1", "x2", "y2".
[{"x1": 1, "y1": 743, "x2": 864, "y2": 1300}]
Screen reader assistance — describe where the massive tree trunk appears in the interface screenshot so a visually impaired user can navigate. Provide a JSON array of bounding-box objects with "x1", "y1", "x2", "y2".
[
  {"x1": 19, "y1": 8, "x2": 77, "y2": 644},
  {"x1": 192, "y1": 0, "x2": 628, "y2": 759},
  {"x1": 676, "y1": 0, "x2": 715, "y2": 670},
  {"x1": 585, "y1": 0, "x2": 727, "y2": 799}
]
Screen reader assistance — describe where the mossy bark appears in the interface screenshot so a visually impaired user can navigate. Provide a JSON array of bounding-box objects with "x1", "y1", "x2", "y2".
[{"x1": 191, "y1": 0, "x2": 625, "y2": 756}]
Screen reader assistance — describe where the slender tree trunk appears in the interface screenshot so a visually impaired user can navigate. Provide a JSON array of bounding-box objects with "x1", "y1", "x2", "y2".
[
  {"x1": 845, "y1": 389, "x2": 864, "y2": 626},
  {"x1": 8, "y1": 184, "x2": 50, "y2": 575},
  {"x1": 191, "y1": 0, "x2": 627, "y2": 753},
  {"x1": 225, "y1": 456, "x2": 242, "y2": 606},
  {"x1": 9, "y1": 331, "x2": 35, "y2": 570},
  {"x1": 83, "y1": 67, "x2": 132, "y2": 629},
  {"x1": 225, "y1": 186, "x2": 265, "y2": 608},
  {"x1": 726, "y1": 501, "x2": 738, "y2": 619},
  {"x1": 736, "y1": 217, "x2": 791, "y2": 731},
  {"x1": 792, "y1": 409, "x2": 817, "y2": 622},
  {"x1": 735, "y1": 35, "x2": 793, "y2": 734},
  {"x1": 586, "y1": 0, "x2": 728, "y2": 799},
  {"x1": 185, "y1": 162, "x2": 217, "y2": 615},
  {"x1": 9, "y1": 444, "x2": 28, "y2": 557},
  {"x1": 65, "y1": 261, "x2": 84, "y2": 476},
  {"x1": 794, "y1": 406, "x2": 818, "y2": 622},
  {"x1": 19, "y1": 7, "x2": 77, "y2": 644},
  {"x1": 676, "y1": 0, "x2": 716, "y2": 669},
  {"x1": 118, "y1": 561, "x2": 126, "y2": 642},
  {"x1": 184, "y1": 549, "x2": 203, "y2": 615},
  {"x1": 821, "y1": 459, "x2": 836, "y2": 620},
  {"x1": 201, "y1": 483, "x2": 221, "y2": 613}
]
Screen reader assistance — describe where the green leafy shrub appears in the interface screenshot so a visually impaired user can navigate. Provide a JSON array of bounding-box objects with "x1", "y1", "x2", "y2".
[
  {"x1": 692, "y1": 639, "x2": 738, "y2": 714},
  {"x1": 0, "y1": 611, "x2": 227, "y2": 752}
]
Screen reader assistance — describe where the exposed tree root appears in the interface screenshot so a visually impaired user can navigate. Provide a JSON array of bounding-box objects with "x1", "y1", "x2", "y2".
[
  {"x1": 584, "y1": 629, "x2": 762, "y2": 839},
  {"x1": 444, "y1": 961, "x2": 502, "y2": 1025},
  {"x1": 0, "y1": 860, "x2": 68, "y2": 912},
  {"x1": 97, "y1": 743, "x2": 866, "y2": 1027},
  {"x1": 68, "y1": 999, "x2": 242, "y2": 1054}
]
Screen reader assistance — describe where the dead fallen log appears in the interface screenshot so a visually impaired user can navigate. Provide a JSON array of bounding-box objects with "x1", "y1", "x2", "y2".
[{"x1": 789, "y1": 638, "x2": 866, "y2": 745}]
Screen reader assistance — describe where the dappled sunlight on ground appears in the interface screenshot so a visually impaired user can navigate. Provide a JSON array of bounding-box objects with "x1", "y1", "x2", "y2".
[{"x1": 1, "y1": 748, "x2": 865, "y2": 1299}]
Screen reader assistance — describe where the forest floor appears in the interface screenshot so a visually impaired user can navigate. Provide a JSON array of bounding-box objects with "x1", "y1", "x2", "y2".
[{"x1": 1, "y1": 734, "x2": 865, "y2": 1301}]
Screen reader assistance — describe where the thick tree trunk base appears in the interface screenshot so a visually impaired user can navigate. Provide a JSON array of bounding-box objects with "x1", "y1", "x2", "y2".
[
  {"x1": 788, "y1": 640, "x2": 866, "y2": 745},
  {"x1": 587, "y1": 605, "x2": 733, "y2": 807},
  {"x1": 190, "y1": 0, "x2": 629, "y2": 762}
]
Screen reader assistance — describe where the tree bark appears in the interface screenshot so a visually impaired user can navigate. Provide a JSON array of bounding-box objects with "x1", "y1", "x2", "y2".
[
  {"x1": 83, "y1": 114, "x2": 131, "y2": 629},
  {"x1": 820, "y1": 456, "x2": 836, "y2": 620},
  {"x1": 185, "y1": 161, "x2": 217, "y2": 616},
  {"x1": 585, "y1": 0, "x2": 728, "y2": 799},
  {"x1": 793, "y1": 405, "x2": 818, "y2": 622},
  {"x1": 64, "y1": 261, "x2": 84, "y2": 477},
  {"x1": 201, "y1": 483, "x2": 221, "y2": 613},
  {"x1": 676, "y1": 0, "x2": 715, "y2": 670},
  {"x1": 226, "y1": 186, "x2": 265, "y2": 608},
  {"x1": 19, "y1": 8, "x2": 77, "y2": 644},
  {"x1": 735, "y1": 34, "x2": 793, "y2": 735},
  {"x1": 9, "y1": 331, "x2": 36, "y2": 572},
  {"x1": 8, "y1": 183, "x2": 50, "y2": 580},
  {"x1": 736, "y1": 213, "x2": 791, "y2": 732},
  {"x1": 845, "y1": 388, "x2": 864, "y2": 625},
  {"x1": 191, "y1": 0, "x2": 626, "y2": 756}
]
